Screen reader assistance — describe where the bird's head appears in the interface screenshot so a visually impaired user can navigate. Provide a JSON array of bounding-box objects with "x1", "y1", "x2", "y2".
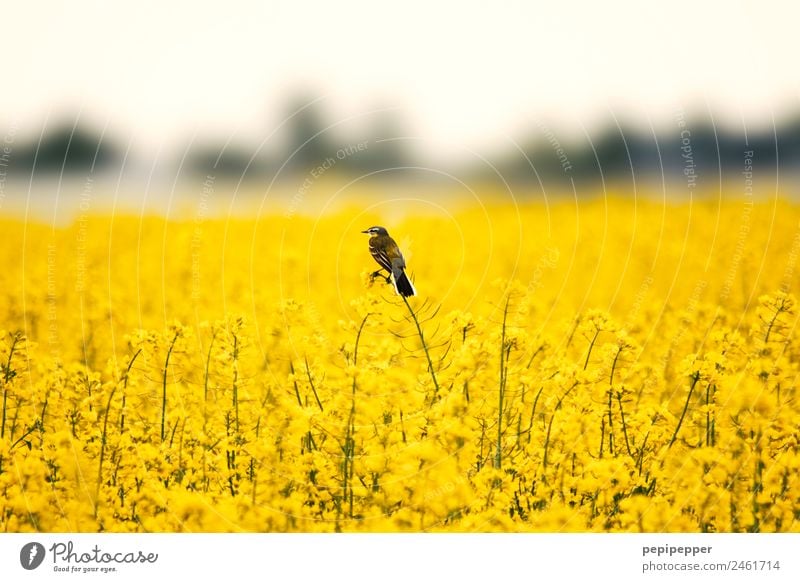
[{"x1": 361, "y1": 226, "x2": 388, "y2": 236}]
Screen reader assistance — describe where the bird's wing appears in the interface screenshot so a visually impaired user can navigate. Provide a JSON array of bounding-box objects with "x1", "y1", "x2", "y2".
[
  {"x1": 369, "y1": 239, "x2": 394, "y2": 272},
  {"x1": 385, "y1": 239, "x2": 406, "y2": 272}
]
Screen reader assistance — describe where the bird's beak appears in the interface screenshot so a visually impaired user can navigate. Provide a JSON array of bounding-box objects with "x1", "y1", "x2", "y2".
[{"x1": 361, "y1": 229, "x2": 370, "y2": 234}]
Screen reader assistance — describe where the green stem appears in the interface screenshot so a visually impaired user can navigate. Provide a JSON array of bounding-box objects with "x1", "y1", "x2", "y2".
[
  {"x1": 97, "y1": 349, "x2": 141, "y2": 511},
  {"x1": 495, "y1": 296, "x2": 510, "y2": 469},
  {"x1": 1, "y1": 332, "x2": 22, "y2": 440},
  {"x1": 160, "y1": 332, "x2": 180, "y2": 443},
  {"x1": 610, "y1": 347, "x2": 622, "y2": 385},
  {"x1": 352, "y1": 314, "x2": 369, "y2": 395},
  {"x1": 304, "y1": 356, "x2": 324, "y2": 411},
  {"x1": 232, "y1": 333, "x2": 239, "y2": 433},
  {"x1": 203, "y1": 330, "x2": 217, "y2": 404},
  {"x1": 598, "y1": 416, "x2": 605, "y2": 458},
  {"x1": 401, "y1": 296, "x2": 440, "y2": 404},
  {"x1": 584, "y1": 329, "x2": 599, "y2": 370},
  {"x1": 542, "y1": 382, "x2": 577, "y2": 470},
  {"x1": 337, "y1": 313, "x2": 369, "y2": 529},
  {"x1": 526, "y1": 386, "x2": 544, "y2": 444},
  {"x1": 706, "y1": 383, "x2": 716, "y2": 447},
  {"x1": 668, "y1": 372, "x2": 700, "y2": 448},
  {"x1": 763, "y1": 305, "x2": 784, "y2": 344},
  {"x1": 290, "y1": 361, "x2": 302, "y2": 406},
  {"x1": 617, "y1": 392, "x2": 634, "y2": 457},
  {"x1": 606, "y1": 390, "x2": 615, "y2": 456}
]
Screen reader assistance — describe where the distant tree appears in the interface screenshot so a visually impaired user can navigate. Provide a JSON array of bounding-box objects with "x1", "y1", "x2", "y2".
[
  {"x1": 282, "y1": 95, "x2": 338, "y2": 173},
  {"x1": 13, "y1": 123, "x2": 121, "y2": 175}
]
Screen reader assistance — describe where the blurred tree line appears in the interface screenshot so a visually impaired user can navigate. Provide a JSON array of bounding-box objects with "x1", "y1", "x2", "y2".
[{"x1": 4, "y1": 95, "x2": 800, "y2": 193}]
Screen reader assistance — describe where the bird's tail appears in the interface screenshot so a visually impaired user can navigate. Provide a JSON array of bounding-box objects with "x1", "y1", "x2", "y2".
[{"x1": 392, "y1": 270, "x2": 416, "y2": 297}]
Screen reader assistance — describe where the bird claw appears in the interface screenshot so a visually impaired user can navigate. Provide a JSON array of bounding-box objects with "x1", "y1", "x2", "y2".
[{"x1": 369, "y1": 271, "x2": 391, "y2": 285}]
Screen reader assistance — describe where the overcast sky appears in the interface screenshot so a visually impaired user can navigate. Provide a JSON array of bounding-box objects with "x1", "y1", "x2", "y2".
[{"x1": 4, "y1": 1, "x2": 799, "y2": 160}]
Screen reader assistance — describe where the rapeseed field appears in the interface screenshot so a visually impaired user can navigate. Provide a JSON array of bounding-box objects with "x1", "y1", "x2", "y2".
[{"x1": 1, "y1": 194, "x2": 798, "y2": 532}]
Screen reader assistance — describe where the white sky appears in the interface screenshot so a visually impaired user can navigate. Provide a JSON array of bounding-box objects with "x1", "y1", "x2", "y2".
[{"x1": 4, "y1": 0, "x2": 799, "y2": 159}]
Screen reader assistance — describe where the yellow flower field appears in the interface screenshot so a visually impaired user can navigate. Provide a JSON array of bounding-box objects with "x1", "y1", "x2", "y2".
[{"x1": 1, "y1": 192, "x2": 799, "y2": 532}]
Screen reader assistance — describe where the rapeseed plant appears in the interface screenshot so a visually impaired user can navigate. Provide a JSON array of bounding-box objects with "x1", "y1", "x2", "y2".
[{"x1": 0, "y1": 197, "x2": 798, "y2": 531}]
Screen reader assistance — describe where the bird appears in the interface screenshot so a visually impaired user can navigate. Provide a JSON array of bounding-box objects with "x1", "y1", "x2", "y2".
[{"x1": 361, "y1": 226, "x2": 416, "y2": 297}]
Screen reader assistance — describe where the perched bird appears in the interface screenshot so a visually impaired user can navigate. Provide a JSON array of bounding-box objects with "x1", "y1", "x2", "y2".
[{"x1": 362, "y1": 226, "x2": 416, "y2": 297}]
